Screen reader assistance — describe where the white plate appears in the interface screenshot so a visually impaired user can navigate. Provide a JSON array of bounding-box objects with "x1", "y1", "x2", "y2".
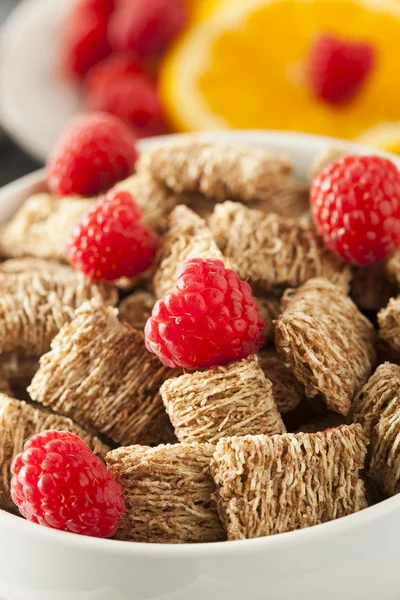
[
  {"x1": 0, "y1": 130, "x2": 399, "y2": 600},
  {"x1": 0, "y1": 0, "x2": 81, "y2": 162}
]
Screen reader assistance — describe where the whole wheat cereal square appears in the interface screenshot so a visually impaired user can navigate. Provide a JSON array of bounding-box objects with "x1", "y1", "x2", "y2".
[
  {"x1": 352, "y1": 363, "x2": 400, "y2": 438},
  {"x1": 255, "y1": 295, "x2": 281, "y2": 344},
  {"x1": 0, "y1": 257, "x2": 73, "y2": 276},
  {"x1": 153, "y1": 205, "x2": 230, "y2": 298},
  {"x1": 384, "y1": 250, "x2": 400, "y2": 288},
  {"x1": 106, "y1": 442, "x2": 225, "y2": 543},
  {"x1": 378, "y1": 297, "x2": 400, "y2": 354},
  {"x1": 211, "y1": 425, "x2": 368, "y2": 540},
  {"x1": 351, "y1": 263, "x2": 396, "y2": 312},
  {"x1": 253, "y1": 181, "x2": 310, "y2": 220},
  {"x1": 275, "y1": 278, "x2": 376, "y2": 416},
  {"x1": 0, "y1": 271, "x2": 117, "y2": 357},
  {"x1": 160, "y1": 355, "x2": 285, "y2": 444},
  {"x1": 209, "y1": 202, "x2": 351, "y2": 293},
  {"x1": 118, "y1": 290, "x2": 155, "y2": 331},
  {"x1": 0, "y1": 193, "x2": 94, "y2": 261},
  {"x1": 115, "y1": 171, "x2": 180, "y2": 233},
  {"x1": 0, "y1": 393, "x2": 109, "y2": 509},
  {"x1": 137, "y1": 139, "x2": 293, "y2": 203},
  {"x1": 257, "y1": 348, "x2": 304, "y2": 414},
  {"x1": 309, "y1": 146, "x2": 348, "y2": 181},
  {"x1": 28, "y1": 300, "x2": 177, "y2": 446},
  {"x1": 369, "y1": 397, "x2": 400, "y2": 496}
]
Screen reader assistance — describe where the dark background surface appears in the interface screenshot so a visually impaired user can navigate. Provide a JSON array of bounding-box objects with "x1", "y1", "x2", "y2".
[{"x1": 0, "y1": 0, "x2": 42, "y2": 187}]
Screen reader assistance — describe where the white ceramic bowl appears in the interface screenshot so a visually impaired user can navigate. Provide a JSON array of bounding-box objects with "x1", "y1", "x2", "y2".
[{"x1": 0, "y1": 131, "x2": 399, "y2": 600}]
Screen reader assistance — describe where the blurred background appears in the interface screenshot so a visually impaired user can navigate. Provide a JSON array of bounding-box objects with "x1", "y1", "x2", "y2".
[{"x1": 1, "y1": 0, "x2": 400, "y2": 186}]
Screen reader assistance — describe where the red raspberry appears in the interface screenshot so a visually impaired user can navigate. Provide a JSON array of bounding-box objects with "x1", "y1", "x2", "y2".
[
  {"x1": 85, "y1": 57, "x2": 165, "y2": 137},
  {"x1": 68, "y1": 189, "x2": 159, "y2": 280},
  {"x1": 310, "y1": 154, "x2": 400, "y2": 265},
  {"x1": 61, "y1": 0, "x2": 114, "y2": 80},
  {"x1": 46, "y1": 113, "x2": 138, "y2": 197},
  {"x1": 10, "y1": 430, "x2": 125, "y2": 538},
  {"x1": 145, "y1": 258, "x2": 265, "y2": 369},
  {"x1": 108, "y1": 0, "x2": 188, "y2": 57},
  {"x1": 307, "y1": 33, "x2": 375, "y2": 105}
]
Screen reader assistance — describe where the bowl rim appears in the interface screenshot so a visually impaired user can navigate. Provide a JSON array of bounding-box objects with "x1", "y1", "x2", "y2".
[{"x1": 0, "y1": 128, "x2": 398, "y2": 558}]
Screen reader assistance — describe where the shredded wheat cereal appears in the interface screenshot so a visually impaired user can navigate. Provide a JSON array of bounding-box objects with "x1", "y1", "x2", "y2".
[
  {"x1": 118, "y1": 290, "x2": 155, "y2": 331},
  {"x1": 0, "y1": 272, "x2": 117, "y2": 357},
  {"x1": 351, "y1": 263, "x2": 396, "y2": 312},
  {"x1": 0, "y1": 193, "x2": 94, "y2": 261},
  {"x1": 209, "y1": 202, "x2": 351, "y2": 293},
  {"x1": 257, "y1": 348, "x2": 304, "y2": 414},
  {"x1": 153, "y1": 205, "x2": 229, "y2": 298},
  {"x1": 106, "y1": 442, "x2": 225, "y2": 543},
  {"x1": 275, "y1": 278, "x2": 376, "y2": 415},
  {"x1": 211, "y1": 425, "x2": 368, "y2": 540},
  {"x1": 369, "y1": 397, "x2": 400, "y2": 496},
  {"x1": 28, "y1": 300, "x2": 178, "y2": 446},
  {"x1": 378, "y1": 297, "x2": 400, "y2": 354},
  {"x1": 160, "y1": 355, "x2": 285, "y2": 443},
  {"x1": 138, "y1": 139, "x2": 293, "y2": 202}
]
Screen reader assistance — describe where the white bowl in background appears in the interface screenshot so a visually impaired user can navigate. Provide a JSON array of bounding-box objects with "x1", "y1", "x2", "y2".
[{"x1": 0, "y1": 130, "x2": 398, "y2": 600}]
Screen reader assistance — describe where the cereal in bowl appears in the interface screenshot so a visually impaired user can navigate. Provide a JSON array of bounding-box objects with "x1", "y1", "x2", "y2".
[{"x1": 2, "y1": 124, "x2": 400, "y2": 541}]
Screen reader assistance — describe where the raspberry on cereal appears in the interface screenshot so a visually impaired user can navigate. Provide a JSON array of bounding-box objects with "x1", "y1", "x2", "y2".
[
  {"x1": 145, "y1": 258, "x2": 265, "y2": 369},
  {"x1": 46, "y1": 113, "x2": 138, "y2": 197},
  {"x1": 0, "y1": 394, "x2": 108, "y2": 510},
  {"x1": 11, "y1": 430, "x2": 123, "y2": 537},
  {"x1": 68, "y1": 189, "x2": 159, "y2": 281},
  {"x1": 310, "y1": 154, "x2": 400, "y2": 265}
]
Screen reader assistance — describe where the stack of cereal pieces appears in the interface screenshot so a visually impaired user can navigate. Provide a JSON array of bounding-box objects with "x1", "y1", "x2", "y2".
[{"x1": 1, "y1": 138, "x2": 400, "y2": 542}]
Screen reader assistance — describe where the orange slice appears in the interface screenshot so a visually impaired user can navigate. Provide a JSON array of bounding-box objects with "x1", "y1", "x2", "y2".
[{"x1": 160, "y1": 0, "x2": 400, "y2": 140}]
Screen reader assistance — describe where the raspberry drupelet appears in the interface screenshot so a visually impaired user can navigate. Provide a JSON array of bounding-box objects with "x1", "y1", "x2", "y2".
[
  {"x1": 311, "y1": 154, "x2": 400, "y2": 265},
  {"x1": 68, "y1": 189, "x2": 159, "y2": 281},
  {"x1": 145, "y1": 258, "x2": 265, "y2": 369},
  {"x1": 10, "y1": 430, "x2": 125, "y2": 538}
]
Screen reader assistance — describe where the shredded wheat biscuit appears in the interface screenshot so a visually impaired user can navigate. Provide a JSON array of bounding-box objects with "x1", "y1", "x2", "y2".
[
  {"x1": 211, "y1": 425, "x2": 368, "y2": 540},
  {"x1": 378, "y1": 297, "x2": 400, "y2": 354},
  {"x1": 351, "y1": 263, "x2": 396, "y2": 312},
  {"x1": 153, "y1": 205, "x2": 229, "y2": 298},
  {"x1": 106, "y1": 442, "x2": 224, "y2": 543},
  {"x1": 28, "y1": 300, "x2": 177, "y2": 446},
  {"x1": 385, "y1": 251, "x2": 400, "y2": 288},
  {"x1": 209, "y1": 202, "x2": 351, "y2": 293},
  {"x1": 254, "y1": 181, "x2": 310, "y2": 219},
  {"x1": 352, "y1": 363, "x2": 400, "y2": 438},
  {"x1": 0, "y1": 257, "x2": 72, "y2": 275},
  {"x1": 160, "y1": 355, "x2": 285, "y2": 443},
  {"x1": 116, "y1": 171, "x2": 179, "y2": 233},
  {"x1": 257, "y1": 348, "x2": 304, "y2": 414},
  {"x1": 138, "y1": 139, "x2": 293, "y2": 203},
  {"x1": 275, "y1": 278, "x2": 376, "y2": 415},
  {"x1": 369, "y1": 397, "x2": 400, "y2": 496},
  {"x1": 0, "y1": 193, "x2": 94, "y2": 261},
  {"x1": 309, "y1": 147, "x2": 348, "y2": 180},
  {"x1": 0, "y1": 368, "x2": 11, "y2": 396},
  {"x1": 118, "y1": 290, "x2": 155, "y2": 331},
  {"x1": 0, "y1": 393, "x2": 109, "y2": 509},
  {"x1": 255, "y1": 295, "x2": 281, "y2": 343},
  {"x1": 0, "y1": 272, "x2": 117, "y2": 357}
]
